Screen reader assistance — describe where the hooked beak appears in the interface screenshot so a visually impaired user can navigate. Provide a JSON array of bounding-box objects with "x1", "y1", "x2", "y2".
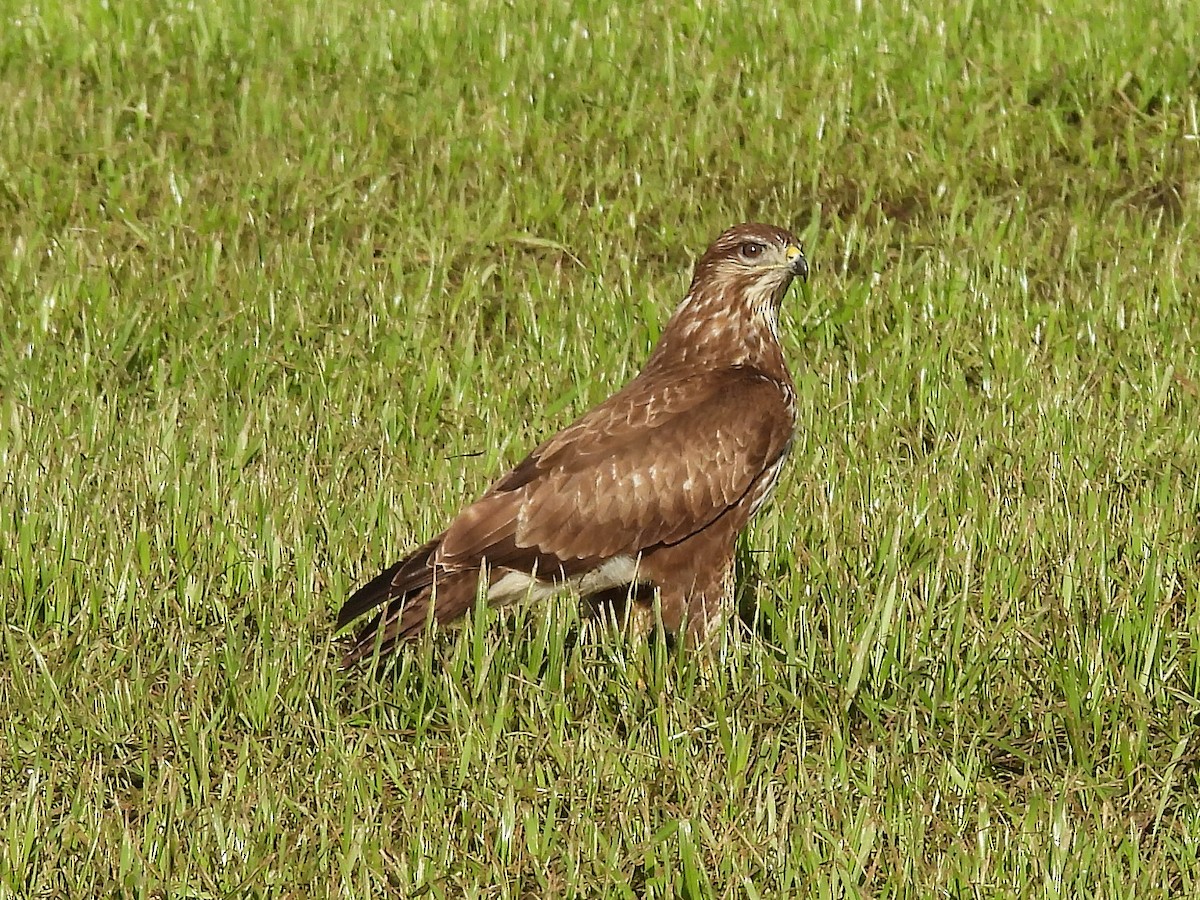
[{"x1": 785, "y1": 245, "x2": 809, "y2": 281}]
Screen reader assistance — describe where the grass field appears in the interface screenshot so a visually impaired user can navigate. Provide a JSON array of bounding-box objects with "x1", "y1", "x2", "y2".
[{"x1": 2, "y1": 0, "x2": 1199, "y2": 895}]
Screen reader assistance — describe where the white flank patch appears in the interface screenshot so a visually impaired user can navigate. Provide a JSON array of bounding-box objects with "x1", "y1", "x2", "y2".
[
  {"x1": 575, "y1": 555, "x2": 641, "y2": 595},
  {"x1": 487, "y1": 555, "x2": 642, "y2": 608},
  {"x1": 487, "y1": 570, "x2": 558, "y2": 607}
]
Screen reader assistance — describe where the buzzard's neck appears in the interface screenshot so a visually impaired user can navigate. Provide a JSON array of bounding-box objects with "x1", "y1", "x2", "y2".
[{"x1": 642, "y1": 289, "x2": 792, "y2": 382}]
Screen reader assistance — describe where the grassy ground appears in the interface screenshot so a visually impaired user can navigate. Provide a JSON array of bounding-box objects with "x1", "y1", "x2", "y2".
[{"x1": 2, "y1": 0, "x2": 1199, "y2": 895}]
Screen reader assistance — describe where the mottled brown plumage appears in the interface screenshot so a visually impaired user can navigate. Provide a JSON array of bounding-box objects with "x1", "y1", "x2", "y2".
[{"x1": 338, "y1": 223, "x2": 808, "y2": 666}]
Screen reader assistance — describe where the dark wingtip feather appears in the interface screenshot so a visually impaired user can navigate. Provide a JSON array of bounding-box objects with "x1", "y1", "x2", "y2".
[
  {"x1": 340, "y1": 611, "x2": 391, "y2": 669},
  {"x1": 336, "y1": 537, "x2": 444, "y2": 632},
  {"x1": 340, "y1": 594, "x2": 436, "y2": 670},
  {"x1": 336, "y1": 560, "x2": 405, "y2": 632},
  {"x1": 339, "y1": 570, "x2": 483, "y2": 670}
]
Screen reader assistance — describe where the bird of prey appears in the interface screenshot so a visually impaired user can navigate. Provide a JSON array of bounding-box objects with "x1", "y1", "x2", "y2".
[{"x1": 337, "y1": 222, "x2": 808, "y2": 666}]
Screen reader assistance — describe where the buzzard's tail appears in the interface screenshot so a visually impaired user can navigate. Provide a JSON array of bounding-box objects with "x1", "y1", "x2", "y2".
[{"x1": 336, "y1": 538, "x2": 480, "y2": 668}]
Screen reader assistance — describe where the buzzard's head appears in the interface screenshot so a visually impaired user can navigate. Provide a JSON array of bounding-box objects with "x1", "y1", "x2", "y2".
[
  {"x1": 690, "y1": 223, "x2": 808, "y2": 308},
  {"x1": 650, "y1": 222, "x2": 808, "y2": 371}
]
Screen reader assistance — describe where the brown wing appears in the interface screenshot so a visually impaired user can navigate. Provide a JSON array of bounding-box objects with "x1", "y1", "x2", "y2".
[{"x1": 433, "y1": 365, "x2": 795, "y2": 573}]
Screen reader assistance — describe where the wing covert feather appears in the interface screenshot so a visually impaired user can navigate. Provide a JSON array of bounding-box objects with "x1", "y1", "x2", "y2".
[{"x1": 437, "y1": 366, "x2": 794, "y2": 569}]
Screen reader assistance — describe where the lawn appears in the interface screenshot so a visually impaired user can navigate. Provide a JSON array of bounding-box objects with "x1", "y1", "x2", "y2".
[{"x1": 2, "y1": 0, "x2": 1199, "y2": 896}]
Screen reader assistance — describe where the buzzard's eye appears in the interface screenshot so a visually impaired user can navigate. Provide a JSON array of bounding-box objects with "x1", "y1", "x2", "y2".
[{"x1": 740, "y1": 242, "x2": 766, "y2": 260}]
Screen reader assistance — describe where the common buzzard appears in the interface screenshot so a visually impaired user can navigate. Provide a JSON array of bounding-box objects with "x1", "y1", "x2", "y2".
[{"x1": 338, "y1": 222, "x2": 808, "y2": 665}]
